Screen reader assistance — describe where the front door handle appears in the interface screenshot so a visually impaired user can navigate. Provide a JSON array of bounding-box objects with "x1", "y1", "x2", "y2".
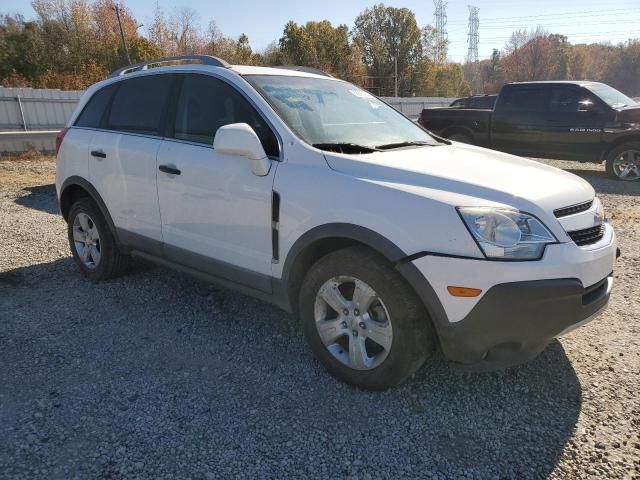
[
  {"x1": 159, "y1": 165, "x2": 181, "y2": 175},
  {"x1": 91, "y1": 150, "x2": 106, "y2": 159}
]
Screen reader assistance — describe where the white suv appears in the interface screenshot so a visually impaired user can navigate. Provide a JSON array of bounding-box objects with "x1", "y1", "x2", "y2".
[{"x1": 56, "y1": 56, "x2": 618, "y2": 390}]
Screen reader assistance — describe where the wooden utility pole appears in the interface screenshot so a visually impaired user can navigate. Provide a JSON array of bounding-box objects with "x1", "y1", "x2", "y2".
[{"x1": 113, "y1": 5, "x2": 131, "y2": 65}]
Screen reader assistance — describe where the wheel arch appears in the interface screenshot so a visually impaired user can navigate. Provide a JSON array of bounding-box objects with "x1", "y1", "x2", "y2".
[
  {"x1": 600, "y1": 135, "x2": 640, "y2": 163},
  {"x1": 59, "y1": 176, "x2": 119, "y2": 244},
  {"x1": 280, "y1": 223, "x2": 449, "y2": 331}
]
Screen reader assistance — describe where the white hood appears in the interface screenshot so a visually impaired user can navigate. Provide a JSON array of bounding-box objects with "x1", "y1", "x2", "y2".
[{"x1": 323, "y1": 143, "x2": 595, "y2": 214}]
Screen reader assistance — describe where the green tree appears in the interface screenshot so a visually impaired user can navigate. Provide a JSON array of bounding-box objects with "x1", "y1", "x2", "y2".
[
  {"x1": 278, "y1": 20, "x2": 363, "y2": 81},
  {"x1": 0, "y1": 16, "x2": 46, "y2": 82},
  {"x1": 353, "y1": 3, "x2": 422, "y2": 95}
]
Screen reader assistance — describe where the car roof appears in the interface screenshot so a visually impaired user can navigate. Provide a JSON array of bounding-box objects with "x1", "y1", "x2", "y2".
[
  {"x1": 230, "y1": 65, "x2": 333, "y2": 79},
  {"x1": 507, "y1": 80, "x2": 603, "y2": 87}
]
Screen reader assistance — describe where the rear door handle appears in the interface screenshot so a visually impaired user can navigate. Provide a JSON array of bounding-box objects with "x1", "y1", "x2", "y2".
[
  {"x1": 159, "y1": 165, "x2": 181, "y2": 175},
  {"x1": 90, "y1": 150, "x2": 106, "y2": 159}
]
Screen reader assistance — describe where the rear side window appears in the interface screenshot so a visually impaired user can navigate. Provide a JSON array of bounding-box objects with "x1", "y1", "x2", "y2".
[
  {"x1": 107, "y1": 75, "x2": 174, "y2": 136},
  {"x1": 75, "y1": 84, "x2": 117, "y2": 128},
  {"x1": 173, "y1": 74, "x2": 279, "y2": 157},
  {"x1": 500, "y1": 87, "x2": 549, "y2": 113}
]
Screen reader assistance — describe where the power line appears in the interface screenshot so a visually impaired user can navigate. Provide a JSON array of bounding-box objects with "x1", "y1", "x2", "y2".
[
  {"x1": 445, "y1": 7, "x2": 639, "y2": 25},
  {"x1": 447, "y1": 18, "x2": 640, "y2": 34}
]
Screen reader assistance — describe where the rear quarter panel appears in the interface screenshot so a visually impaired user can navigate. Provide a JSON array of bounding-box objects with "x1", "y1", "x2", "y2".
[{"x1": 55, "y1": 128, "x2": 94, "y2": 200}]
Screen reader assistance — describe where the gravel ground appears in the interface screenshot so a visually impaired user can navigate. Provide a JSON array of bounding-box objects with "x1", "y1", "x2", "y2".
[{"x1": 0, "y1": 155, "x2": 638, "y2": 479}]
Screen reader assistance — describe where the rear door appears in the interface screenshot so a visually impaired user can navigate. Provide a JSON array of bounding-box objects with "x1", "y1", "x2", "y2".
[
  {"x1": 88, "y1": 74, "x2": 174, "y2": 250},
  {"x1": 491, "y1": 85, "x2": 550, "y2": 156}
]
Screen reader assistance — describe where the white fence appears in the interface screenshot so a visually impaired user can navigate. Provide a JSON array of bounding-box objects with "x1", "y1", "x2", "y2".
[
  {"x1": 382, "y1": 97, "x2": 455, "y2": 119},
  {"x1": 0, "y1": 87, "x2": 453, "y2": 153},
  {"x1": 0, "y1": 87, "x2": 83, "y2": 153}
]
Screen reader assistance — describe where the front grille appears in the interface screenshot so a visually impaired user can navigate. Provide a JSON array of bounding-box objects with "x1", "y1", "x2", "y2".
[
  {"x1": 568, "y1": 224, "x2": 605, "y2": 246},
  {"x1": 554, "y1": 200, "x2": 593, "y2": 218}
]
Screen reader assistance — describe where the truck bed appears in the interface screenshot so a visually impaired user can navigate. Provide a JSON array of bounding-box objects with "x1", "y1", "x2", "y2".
[{"x1": 420, "y1": 108, "x2": 492, "y2": 146}]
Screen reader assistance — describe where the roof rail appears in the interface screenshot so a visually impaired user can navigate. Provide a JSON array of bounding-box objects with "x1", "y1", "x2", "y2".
[
  {"x1": 109, "y1": 55, "x2": 230, "y2": 78},
  {"x1": 276, "y1": 65, "x2": 333, "y2": 78}
]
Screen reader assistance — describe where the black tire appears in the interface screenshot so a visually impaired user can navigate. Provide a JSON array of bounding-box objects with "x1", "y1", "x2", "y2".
[
  {"x1": 298, "y1": 246, "x2": 436, "y2": 390},
  {"x1": 605, "y1": 142, "x2": 640, "y2": 182},
  {"x1": 447, "y1": 132, "x2": 473, "y2": 144},
  {"x1": 67, "y1": 197, "x2": 130, "y2": 280}
]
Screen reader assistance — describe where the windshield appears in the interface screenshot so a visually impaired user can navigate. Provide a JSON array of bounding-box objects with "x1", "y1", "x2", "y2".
[
  {"x1": 245, "y1": 75, "x2": 440, "y2": 151},
  {"x1": 584, "y1": 83, "x2": 636, "y2": 109}
]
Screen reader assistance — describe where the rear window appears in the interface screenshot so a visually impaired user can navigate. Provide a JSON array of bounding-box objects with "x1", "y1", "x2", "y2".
[
  {"x1": 75, "y1": 84, "x2": 117, "y2": 128},
  {"x1": 471, "y1": 96, "x2": 496, "y2": 109},
  {"x1": 107, "y1": 75, "x2": 174, "y2": 135}
]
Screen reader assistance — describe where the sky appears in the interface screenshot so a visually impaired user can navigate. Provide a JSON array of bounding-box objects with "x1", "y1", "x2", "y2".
[{"x1": 4, "y1": 0, "x2": 640, "y2": 61}]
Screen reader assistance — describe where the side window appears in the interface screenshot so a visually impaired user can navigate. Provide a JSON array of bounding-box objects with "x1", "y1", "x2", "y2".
[
  {"x1": 476, "y1": 96, "x2": 496, "y2": 109},
  {"x1": 500, "y1": 87, "x2": 549, "y2": 113},
  {"x1": 549, "y1": 87, "x2": 578, "y2": 112},
  {"x1": 75, "y1": 84, "x2": 117, "y2": 128},
  {"x1": 107, "y1": 75, "x2": 173, "y2": 136},
  {"x1": 173, "y1": 74, "x2": 279, "y2": 157}
]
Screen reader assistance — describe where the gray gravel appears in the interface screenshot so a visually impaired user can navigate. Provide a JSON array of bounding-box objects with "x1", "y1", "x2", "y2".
[{"x1": 0, "y1": 157, "x2": 639, "y2": 479}]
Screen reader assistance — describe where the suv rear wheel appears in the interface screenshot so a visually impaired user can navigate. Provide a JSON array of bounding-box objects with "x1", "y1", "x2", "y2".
[
  {"x1": 298, "y1": 246, "x2": 436, "y2": 390},
  {"x1": 67, "y1": 198, "x2": 130, "y2": 280}
]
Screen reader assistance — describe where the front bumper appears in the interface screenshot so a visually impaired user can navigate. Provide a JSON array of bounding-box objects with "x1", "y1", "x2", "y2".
[
  {"x1": 436, "y1": 275, "x2": 613, "y2": 368},
  {"x1": 403, "y1": 223, "x2": 617, "y2": 369}
]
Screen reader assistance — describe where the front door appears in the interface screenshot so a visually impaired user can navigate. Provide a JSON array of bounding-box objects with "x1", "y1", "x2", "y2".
[
  {"x1": 540, "y1": 85, "x2": 609, "y2": 161},
  {"x1": 156, "y1": 73, "x2": 280, "y2": 291}
]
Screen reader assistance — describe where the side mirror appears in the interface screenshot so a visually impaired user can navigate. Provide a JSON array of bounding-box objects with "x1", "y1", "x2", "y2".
[
  {"x1": 577, "y1": 100, "x2": 594, "y2": 112},
  {"x1": 213, "y1": 123, "x2": 271, "y2": 176}
]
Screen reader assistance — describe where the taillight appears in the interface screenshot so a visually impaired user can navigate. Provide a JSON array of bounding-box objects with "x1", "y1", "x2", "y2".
[
  {"x1": 417, "y1": 116, "x2": 425, "y2": 127},
  {"x1": 55, "y1": 127, "x2": 69, "y2": 156}
]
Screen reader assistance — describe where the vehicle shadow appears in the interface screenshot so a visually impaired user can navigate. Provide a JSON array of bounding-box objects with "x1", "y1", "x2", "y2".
[
  {"x1": 2, "y1": 256, "x2": 582, "y2": 479},
  {"x1": 14, "y1": 183, "x2": 59, "y2": 214}
]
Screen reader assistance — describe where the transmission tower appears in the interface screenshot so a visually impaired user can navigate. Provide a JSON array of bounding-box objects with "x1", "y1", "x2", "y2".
[
  {"x1": 466, "y1": 5, "x2": 479, "y2": 64},
  {"x1": 433, "y1": 0, "x2": 448, "y2": 63}
]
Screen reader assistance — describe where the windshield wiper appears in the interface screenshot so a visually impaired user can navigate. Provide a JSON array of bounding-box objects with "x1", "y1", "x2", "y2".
[
  {"x1": 312, "y1": 142, "x2": 381, "y2": 153},
  {"x1": 375, "y1": 141, "x2": 434, "y2": 150}
]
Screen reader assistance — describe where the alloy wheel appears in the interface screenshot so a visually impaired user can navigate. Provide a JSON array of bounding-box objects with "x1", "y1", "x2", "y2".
[
  {"x1": 72, "y1": 213, "x2": 101, "y2": 269},
  {"x1": 314, "y1": 276, "x2": 393, "y2": 371},
  {"x1": 612, "y1": 149, "x2": 640, "y2": 181}
]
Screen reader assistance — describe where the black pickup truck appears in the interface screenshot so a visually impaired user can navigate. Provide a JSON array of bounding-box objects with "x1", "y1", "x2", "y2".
[{"x1": 419, "y1": 81, "x2": 640, "y2": 181}]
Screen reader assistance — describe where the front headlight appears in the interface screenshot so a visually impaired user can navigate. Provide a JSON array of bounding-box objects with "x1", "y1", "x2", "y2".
[{"x1": 457, "y1": 207, "x2": 556, "y2": 260}]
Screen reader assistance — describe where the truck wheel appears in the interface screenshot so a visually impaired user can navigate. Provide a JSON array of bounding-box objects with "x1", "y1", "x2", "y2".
[
  {"x1": 606, "y1": 142, "x2": 640, "y2": 181},
  {"x1": 298, "y1": 246, "x2": 436, "y2": 390},
  {"x1": 67, "y1": 197, "x2": 130, "y2": 280},
  {"x1": 448, "y1": 132, "x2": 473, "y2": 144}
]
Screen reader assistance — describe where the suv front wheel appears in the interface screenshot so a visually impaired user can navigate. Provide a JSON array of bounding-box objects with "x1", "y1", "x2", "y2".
[
  {"x1": 67, "y1": 197, "x2": 130, "y2": 280},
  {"x1": 299, "y1": 246, "x2": 436, "y2": 390}
]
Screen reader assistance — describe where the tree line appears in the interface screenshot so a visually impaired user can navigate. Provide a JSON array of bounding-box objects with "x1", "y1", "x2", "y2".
[{"x1": 1, "y1": 1, "x2": 638, "y2": 97}]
